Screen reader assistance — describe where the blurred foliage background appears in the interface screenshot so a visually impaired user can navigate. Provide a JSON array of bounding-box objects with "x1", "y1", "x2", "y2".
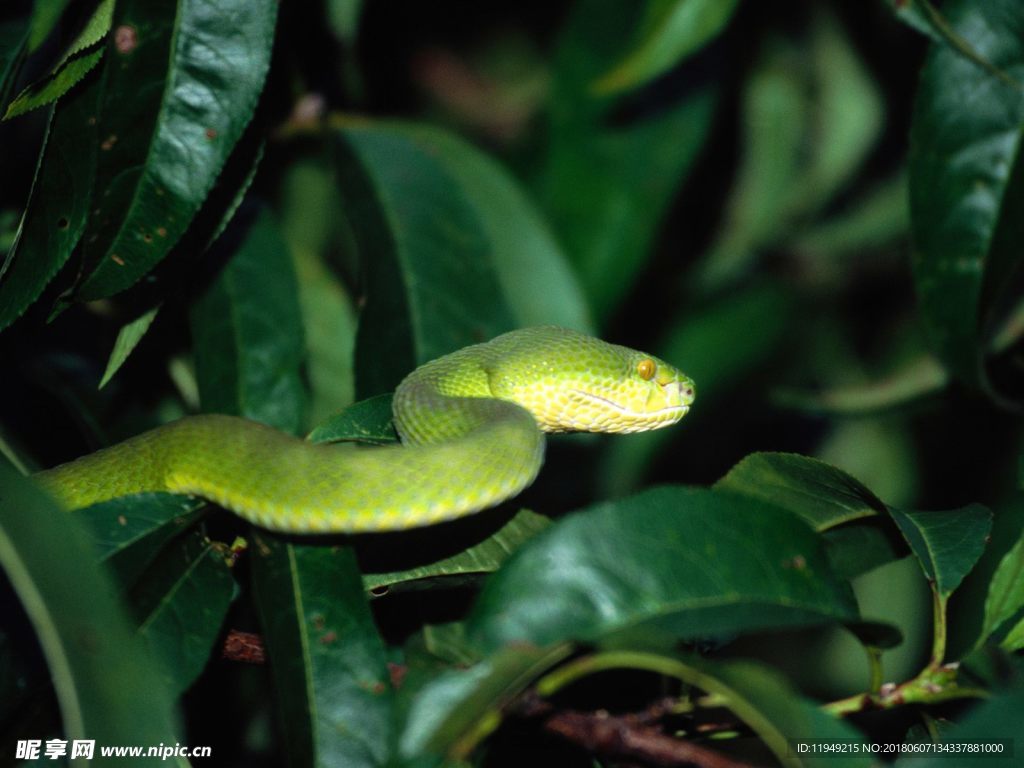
[{"x1": 1, "y1": 0, "x2": 1024, "y2": 766}]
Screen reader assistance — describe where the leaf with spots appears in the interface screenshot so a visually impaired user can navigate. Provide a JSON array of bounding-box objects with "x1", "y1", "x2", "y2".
[
  {"x1": 251, "y1": 535, "x2": 392, "y2": 768},
  {"x1": 467, "y1": 486, "x2": 858, "y2": 653},
  {"x1": 131, "y1": 530, "x2": 235, "y2": 696},
  {"x1": 74, "y1": 0, "x2": 277, "y2": 300},
  {"x1": 308, "y1": 394, "x2": 397, "y2": 446},
  {"x1": 0, "y1": 68, "x2": 100, "y2": 332}
]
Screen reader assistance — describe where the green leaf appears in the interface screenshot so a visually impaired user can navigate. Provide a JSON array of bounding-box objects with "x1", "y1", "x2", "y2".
[
  {"x1": 75, "y1": 0, "x2": 277, "y2": 300},
  {"x1": 775, "y1": 354, "x2": 948, "y2": 417},
  {"x1": 333, "y1": 123, "x2": 516, "y2": 396},
  {"x1": 132, "y1": 530, "x2": 234, "y2": 696},
  {"x1": 251, "y1": 535, "x2": 392, "y2": 768},
  {"x1": 908, "y1": 0, "x2": 1024, "y2": 390},
  {"x1": 897, "y1": 686, "x2": 1024, "y2": 767},
  {"x1": 98, "y1": 304, "x2": 160, "y2": 389},
  {"x1": 889, "y1": 505, "x2": 993, "y2": 596},
  {"x1": 191, "y1": 208, "x2": 307, "y2": 434},
  {"x1": 715, "y1": 452, "x2": 888, "y2": 531},
  {"x1": 308, "y1": 394, "x2": 397, "y2": 445},
  {"x1": 398, "y1": 644, "x2": 570, "y2": 763},
  {"x1": 541, "y1": 0, "x2": 716, "y2": 319},
  {"x1": 1001, "y1": 617, "x2": 1024, "y2": 652},
  {"x1": 396, "y1": 124, "x2": 592, "y2": 332},
  {"x1": 467, "y1": 486, "x2": 858, "y2": 653},
  {"x1": 0, "y1": 70, "x2": 99, "y2": 332},
  {"x1": 980, "y1": 532, "x2": 1024, "y2": 647},
  {"x1": 823, "y1": 523, "x2": 905, "y2": 581},
  {"x1": 76, "y1": 492, "x2": 205, "y2": 585},
  {"x1": 362, "y1": 509, "x2": 551, "y2": 594},
  {"x1": 4, "y1": 0, "x2": 113, "y2": 119},
  {"x1": 0, "y1": 463, "x2": 183, "y2": 757},
  {"x1": 593, "y1": 0, "x2": 740, "y2": 95}
]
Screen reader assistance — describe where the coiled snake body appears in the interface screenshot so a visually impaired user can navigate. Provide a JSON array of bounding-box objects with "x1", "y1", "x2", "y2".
[{"x1": 35, "y1": 327, "x2": 695, "y2": 533}]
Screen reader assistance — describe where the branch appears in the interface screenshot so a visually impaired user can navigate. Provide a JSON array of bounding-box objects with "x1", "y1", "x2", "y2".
[
  {"x1": 519, "y1": 695, "x2": 751, "y2": 768},
  {"x1": 222, "y1": 629, "x2": 266, "y2": 664}
]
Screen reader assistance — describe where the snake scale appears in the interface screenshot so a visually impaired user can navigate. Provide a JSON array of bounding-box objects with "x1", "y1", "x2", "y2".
[{"x1": 34, "y1": 327, "x2": 696, "y2": 533}]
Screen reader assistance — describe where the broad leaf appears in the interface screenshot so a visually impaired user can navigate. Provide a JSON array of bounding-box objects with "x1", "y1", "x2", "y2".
[
  {"x1": 251, "y1": 535, "x2": 392, "y2": 768},
  {"x1": 334, "y1": 123, "x2": 516, "y2": 396},
  {"x1": 715, "y1": 452, "x2": 887, "y2": 531},
  {"x1": 889, "y1": 505, "x2": 992, "y2": 596},
  {"x1": 27, "y1": 0, "x2": 73, "y2": 51},
  {"x1": 191, "y1": 207, "x2": 306, "y2": 434},
  {"x1": 76, "y1": 492, "x2": 204, "y2": 585},
  {"x1": 75, "y1": 0, "x2": 277, "y2": 299},
  {"x1": 0, "y1": 463, "x2": 184, "y2": 759},
  {"x1": 0, "y1": 70, "x2": 99, "y2": 332},
  {"x1": 397, "y1": 124, "x2": 592, "y2": 332},
  {"x1": 132, "y1": 530, "x2": 234, "y2": 696},
  {"x1": 908, "y1": 0, "x2": 1024, "y2": 391},
  {"x1": 468, "y1": 486, "x2": 859, "y2": 653},
  {"x1": 398, "y1": 644, "x2": 569, "y2": 763}
]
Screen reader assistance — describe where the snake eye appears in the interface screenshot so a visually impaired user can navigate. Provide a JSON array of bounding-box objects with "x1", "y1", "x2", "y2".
[{"x1": 637, "y1": 359, "x2": 656, "y2": 381}]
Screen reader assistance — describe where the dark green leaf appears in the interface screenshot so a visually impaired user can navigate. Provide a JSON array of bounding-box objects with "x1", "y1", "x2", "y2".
[
  {"x1": 397, "y1": 124, "x2": 592, "y2": 332},
  {"x1": 308, "y1": 394, "x2": 397, "y2": 445},
  {"x1": 715, "y1": 452, "x2": 888, "y2": 531},
  {"x1": 398, "y1": 644, "x2": 569, "y2": 763},
  {"x1": 594, "y1": 0, "x2": 741, "y2": 95},
  {"x1": 0, "y1": 70, "x2": 99, "y2": 332},
  {"x1": 889, "y1": 505, "x2": 993, "y2": 596},
  {"x1": 191, "y1": 208, "x2": 306, "y2": 434},
  {"x1": 98, "y1": 304, "x2": 160, "y2": 389},
  {"x1": 251, "y1": 535, "x2": 392, "y2": 768},
  {"x1": 363, "y1": 509, "x2": 550, "y2": 594},
  {"x1": 468, "y1": 486, "x2": 858, "y2": 653},
  {"x1": 980, "y1": 532, "x2": 1024, "y2": 648},
  {"x1": 75, "y1": 0, "x2": 277, "y2": 299},
  {"x1": 824, "y1": 523, "x2": 905, "y2": 580},
  {"x1": 334, "y1": 123, "x2": 516, "y2": 396},
  {"x1": 908, "y1": 0, "x2": 1024, "y2": 389},
  {"x1": 897, "y1": 687, "x2": 1024, "y2": 767},
  {"x1": 132, "y1": 530, "x2": 234, "y2": 696},
  {"x1": 541, "y1": 0, "x2": 716, "y2": 319},
  {"x1": 4, "y1": 0, "x2": 112, "y2": 119},
  {"x1": 76, "y1": 492, "x2": 205, "y2": 585},
  {"x1": 0, "y1": 463, "x2": 183, "y2": 756}
]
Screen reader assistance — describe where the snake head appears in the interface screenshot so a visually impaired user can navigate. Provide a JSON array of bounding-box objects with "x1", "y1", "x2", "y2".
[{"x1": 485, "y1": 327, "x2": 696, "y2": 434}]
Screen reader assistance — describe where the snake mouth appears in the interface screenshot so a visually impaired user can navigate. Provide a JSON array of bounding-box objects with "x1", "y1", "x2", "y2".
[{"x1": 570, "y1": 389, "x2": 689, "y2": 420}]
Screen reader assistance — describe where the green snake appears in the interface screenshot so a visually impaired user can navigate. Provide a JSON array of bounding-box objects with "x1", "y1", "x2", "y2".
[{"x1": 35, "y1": 327, "x2": 695, "y2": 533}]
